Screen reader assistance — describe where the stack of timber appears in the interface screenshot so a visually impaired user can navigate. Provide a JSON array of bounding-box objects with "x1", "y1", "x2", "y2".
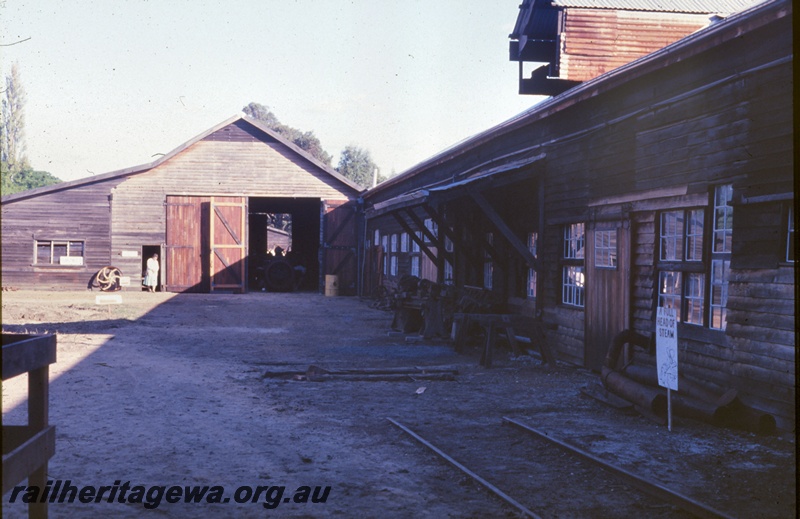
[{"x1": 598, "y1": 330, "x2": 776, "y2": 434}]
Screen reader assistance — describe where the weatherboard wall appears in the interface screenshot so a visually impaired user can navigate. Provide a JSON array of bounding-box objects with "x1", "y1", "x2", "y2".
[
  {"x1": 1, "y1": 179, "x2": 121, "y2": 289},
  {"x1": 364, "y1": 2, "x2": 794, "y2": 428},
  {"x1": 1, "y1": 119, "x2": 360, "y2": 292},
  {"x1": 109, "y1": 123, "x2": 358, "y2": 289}
]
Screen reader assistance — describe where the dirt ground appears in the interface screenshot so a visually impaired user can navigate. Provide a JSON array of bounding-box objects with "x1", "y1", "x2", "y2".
[{"x1": 1, "y1": 289, "x2": 796, "y2": 518}]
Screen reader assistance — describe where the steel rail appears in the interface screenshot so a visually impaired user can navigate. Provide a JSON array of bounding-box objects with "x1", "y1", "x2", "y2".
[
  {"x1": 387, "y1": 418, "x2": 542, "y2": 519},
  {"x1": 502, "y1": 417, "x2": 736, "y2": 519}
]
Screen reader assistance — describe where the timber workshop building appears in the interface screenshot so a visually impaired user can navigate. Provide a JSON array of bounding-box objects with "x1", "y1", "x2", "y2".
[
  {"x1": 1, "y1": 116, "x2": 363, "y2": 294},
  {"x1": 0, "y1": 0, "x2": 794, "y2": 429}
]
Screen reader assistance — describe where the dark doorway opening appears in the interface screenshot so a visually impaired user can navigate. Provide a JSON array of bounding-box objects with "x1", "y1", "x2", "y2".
[
  {"x1": 248, "y1": 198, "x2": 320, "y2": 292},
  {"x1": 141, "y1": 245, "x2": 162, "y2": 292}
]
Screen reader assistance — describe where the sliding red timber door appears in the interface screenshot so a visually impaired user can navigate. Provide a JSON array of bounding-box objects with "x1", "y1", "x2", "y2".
[
  {"x1": 209, "y1": 196, "x2": 247, "y2": 293},
  {"x1": 165, "y1": 195, "x2": 208, "y2": 293}
]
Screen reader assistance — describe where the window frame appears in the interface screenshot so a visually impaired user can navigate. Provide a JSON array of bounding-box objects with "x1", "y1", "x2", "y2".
[
  {"x1": 593, "y1": 229, "x2": 617, "y2": 269},
  {"x1": 527, "y1": 231, "x2": 538, "y2": 299},
  {"x1": 34, "y1": 239, "x2": 86, "y2": 267},
  {"x1": 483, "y1": 232, "x2": 493, "y2": 290},
  {"x1": 786, "y1": 204, "x2": 795, "y2": 263},
  {"x1": 561, "y1": 223, "x2": 585, "y2": 308},
  {"x1": 655, "y1": 185, "x2": 732, "y2": 331},
  {"x1": 389, "y1": 234, "x2": 398, "y2": 276}
]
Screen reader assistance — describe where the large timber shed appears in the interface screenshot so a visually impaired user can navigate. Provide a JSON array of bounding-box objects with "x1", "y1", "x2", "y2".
[
  {"x1": 362, "y1": 0, "x2": 794, "y2": 429},
  {"x1": 1, "y1": 115, "x2": 364, "y2": 294}
]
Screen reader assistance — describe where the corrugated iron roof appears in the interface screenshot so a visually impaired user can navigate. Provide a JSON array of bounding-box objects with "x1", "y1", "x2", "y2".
[{"x1": 550, "y1": 0, "x2": 765, "y2": 15}]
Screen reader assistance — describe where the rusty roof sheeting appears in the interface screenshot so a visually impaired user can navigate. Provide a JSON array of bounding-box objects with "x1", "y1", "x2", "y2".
[{"x1": 550, "y1": 0, "x2": 765, "y2": 14}]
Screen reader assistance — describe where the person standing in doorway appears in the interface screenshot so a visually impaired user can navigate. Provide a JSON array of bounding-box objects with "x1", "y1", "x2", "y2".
[{"x1": 144, "y1": 253, "x2": 159, "y2": 292}]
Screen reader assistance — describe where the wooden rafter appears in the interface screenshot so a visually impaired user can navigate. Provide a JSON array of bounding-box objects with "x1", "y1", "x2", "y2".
[
  {"x1": 469, "y1": 189, "x2": 541, "y2": 271},
  {"x1": 391, "y1": 212, "x2": 438, "y2": 264}
]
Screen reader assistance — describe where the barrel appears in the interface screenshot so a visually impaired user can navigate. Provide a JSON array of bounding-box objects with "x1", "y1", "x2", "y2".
[{"x1": 324, "y1": 275, "x2": 339, "y2": 296}]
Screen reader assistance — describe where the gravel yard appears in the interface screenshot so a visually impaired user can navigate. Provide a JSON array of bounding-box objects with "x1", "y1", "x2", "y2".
[{"x1": 2, "y1": 290, "x2": 795, "y2": 518}]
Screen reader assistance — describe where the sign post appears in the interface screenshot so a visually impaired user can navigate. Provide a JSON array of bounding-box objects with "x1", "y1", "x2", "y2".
[{"x1": 656, "y1": 306, "x2": 678, "y2": 431}]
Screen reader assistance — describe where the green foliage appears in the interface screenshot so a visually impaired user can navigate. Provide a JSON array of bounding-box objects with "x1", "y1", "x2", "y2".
[
  {"x1": 243, "y1": 102, "x2": 332, "y2": 166},
  {"x1": 2, "y1": 63, "x2": 27, "y2": 168},
  {"x1": 1, "y1": 65, "x2": 62, "y2": 197},
  {"x1": 336, "y1": 145, "x2": 379, "y2": 188},
  {"x1": 1, "y1": 160, "x2": 62, "y2": 196}
]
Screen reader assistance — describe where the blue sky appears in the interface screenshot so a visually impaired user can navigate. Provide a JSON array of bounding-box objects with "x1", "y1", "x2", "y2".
[{"x1": 1, "y1": 1, "x2": 545, "y2": 182}]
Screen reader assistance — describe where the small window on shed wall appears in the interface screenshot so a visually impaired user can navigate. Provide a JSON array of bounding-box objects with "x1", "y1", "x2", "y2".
[
  {"x1": 483, "y1": 232, "x2": 493, "y2": 290},
  {"x1": 400, "y1": 232, "x2": 409, "y2": 253},
  {"x1": 381, "y1": 235, "x2": 389, "y2": 275},
  {"x1": 34, "y1": 239, "x2": 85, "y2": 266},
  {"x1": 787, "y1": 205, "x2": 795, "y2": 262},
  {"x1": 412, "y1": 232, "x2": 421, "y2": 253},
  {"x1": 562, "y1": 224, "x2": 585, "y2": 308},
  {"x1": 410, "y1": 256, "x2": 420, "y2": 277},
  {"x1": 527, "y1": 232, "x2": 538, "y2": 299},
  {"x1": 424, "y1": 218, "x2": 438, "y2": 242},
  {"x1": 594, "y1": 229, "x2": 617, "y2": 268},
  {"x1": 655, "y1": 184, "x2": 732, "y2": 331}
]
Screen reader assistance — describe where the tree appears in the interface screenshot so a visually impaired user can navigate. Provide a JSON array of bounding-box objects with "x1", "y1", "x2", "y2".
[
  {"x1": 336, "y1": 145, "x2": 381, "y2": 188},
  {"x1": 1, "y1": 64, "x2": 61, "y2": 196},
  {"x1": 1, "y1": 164, "x2": 61, "y2": 196},
  {"x1": 2, "y1": 62, "x2": 28, "y2": 181},
  {"x1": 242, "y1": 102, "x2": 332, "y2": 165}
]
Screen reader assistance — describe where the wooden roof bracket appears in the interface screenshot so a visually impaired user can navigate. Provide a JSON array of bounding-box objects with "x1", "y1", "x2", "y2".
[
  {"x1": 391, "y1": 211, "x2": 438, "y2": 265},
  {"x1": 469, "y1": 188, "x2": 542, "y2": 272}
]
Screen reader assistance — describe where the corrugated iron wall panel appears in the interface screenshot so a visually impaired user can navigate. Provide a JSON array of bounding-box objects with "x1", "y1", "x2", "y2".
[{"x1": 561, "y1": 9, "x2": 710, "y2": 80}]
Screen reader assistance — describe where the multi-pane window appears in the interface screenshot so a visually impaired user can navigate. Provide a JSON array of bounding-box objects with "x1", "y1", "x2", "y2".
[
  {"x1": 390, "y1": 234, "x2": 398, "y2": 276},
  {"x1": 709, "y1": 260, "x2": 729, "y2": 329},
  {"x1": 563, "y1": 266, "x2": 585, "y2": 307},
  {"x1": 708, "y1": 184, "x2": 732, "y2": 329},
  {"x1": 786, "y1": 205, "x2": 794, "y2": 262},
  {"x1": 685, "y1": 273, "x2": 705, "y2": 325},
  {"x1": 381, "y1": 235, "x2": 389, "y2": 275},
  {"x1": 483, "y1": 232, "x2": 493, "y2": 290},
  {"x1": 686, "y1": 210, "x2": 705, "y2": 261},
  {"x1": 444, "y1": 236, "x2": 454, "y2": 285},
  {"x1": 660, "y1": 212, "x2": 684, "y2": 261},
  {"x1": 713, "y1": 184, "x2": 733, "y2": 254},
  {"x1": 594, "y1": 229, "x2": 617, "y2": 268},
  {"x1": 656, "y1": 184, "x2": 732, "y2": 330},
  {"x1": 527, "y1": 232, "x2": 538, "y2": 298},
  {"x1": 410, "y1": 256, "x2": 420, "y2": 277},
  {"x1": 562, "y1": 223, "x2": 585, "y2": 307},
  {"x1": 410, "y1": 231, "x2": 421, "y2": 277},
  {"x1": 424, "y1": 218, "x2": 438, "y2": 242},
  {"x1": 400, "y1": 232, "x2": 409, "y2": 253},
  {"x1": 35, "y1": 240, "x2": 85, "y2": 265},
  {"x1": 564, "y1": 223, "x2": 585, "y2": 259},
  {"x1": 658, "y1": 271, "x2": 681, "y2": 311}
]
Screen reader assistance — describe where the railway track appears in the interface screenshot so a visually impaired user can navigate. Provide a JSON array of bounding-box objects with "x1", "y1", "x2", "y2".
[{"x1": 388, "y1": 417, "x2": 735, "y2": 519}]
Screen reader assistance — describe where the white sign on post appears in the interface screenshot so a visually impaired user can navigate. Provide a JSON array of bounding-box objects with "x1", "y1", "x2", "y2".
[
  {"x1": 656, "y1": 306, "x2": 678, "y2": 431},
  {"x1": 656, "y1": 306, "x2": 678, "y2": 390}
]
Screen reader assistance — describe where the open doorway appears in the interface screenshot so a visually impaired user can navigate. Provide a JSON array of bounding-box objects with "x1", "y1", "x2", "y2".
[
  {"x1": 248, "y1": 198, "x2": 320, "y2": 292},
  {"x1": 141, "y1": 245, "x2": 162, "y2": 292}
]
